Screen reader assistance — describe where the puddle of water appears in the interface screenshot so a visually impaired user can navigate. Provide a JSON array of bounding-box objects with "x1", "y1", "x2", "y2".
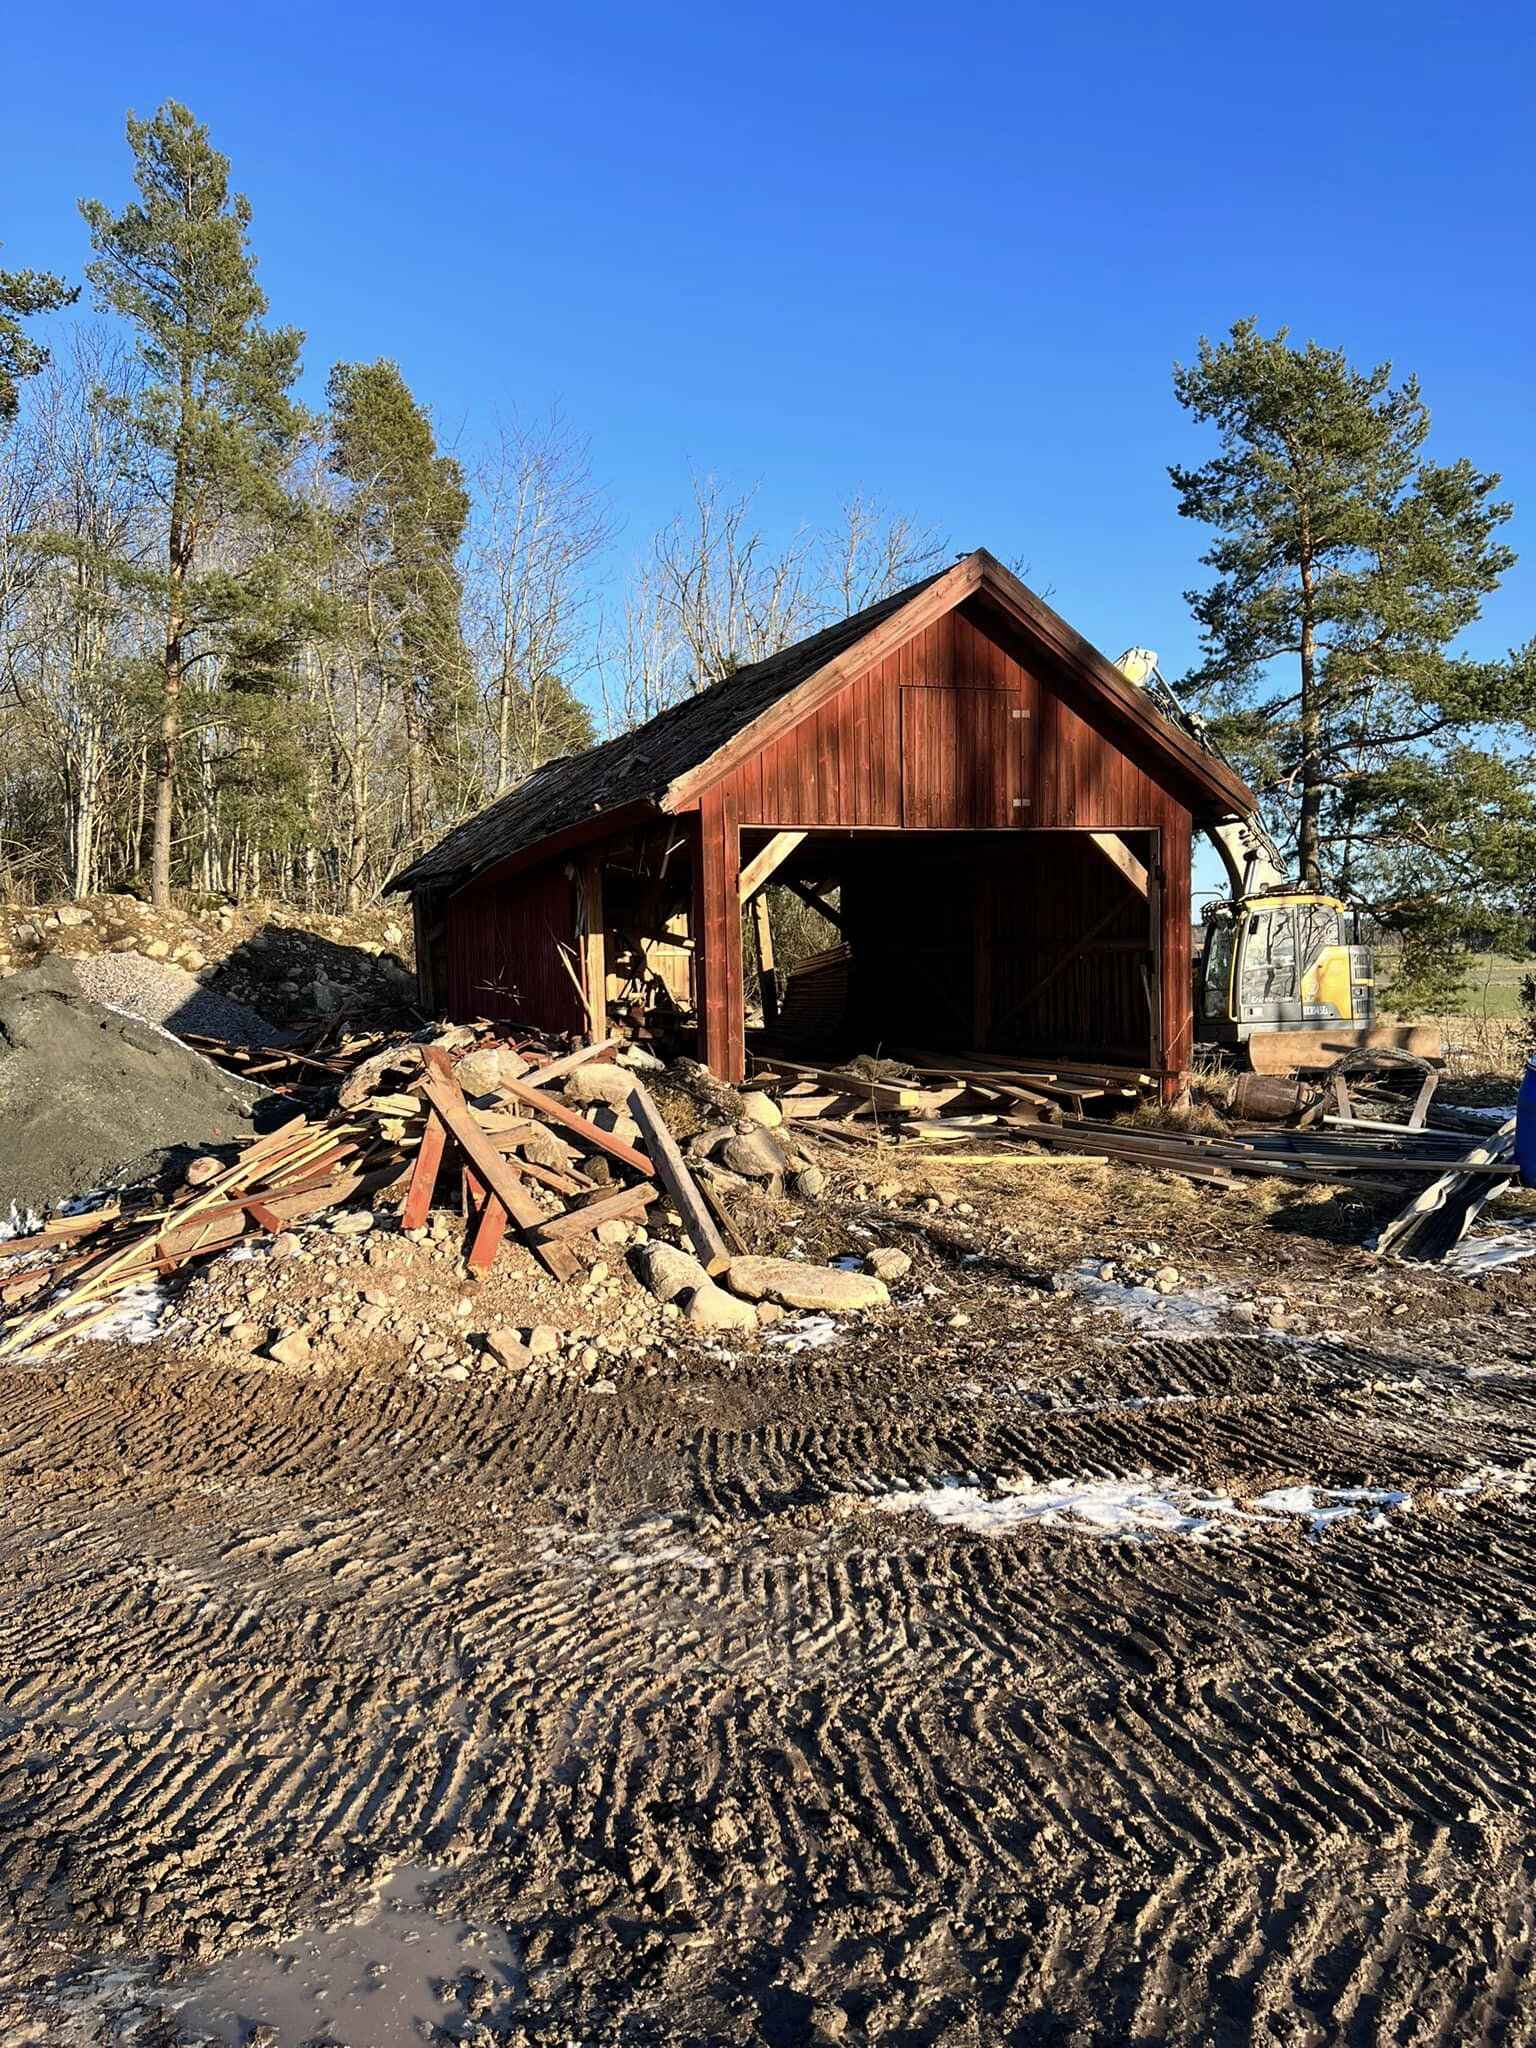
[{"x1": 169, "y1": 1865, "x2": 520, "y2": 2047}]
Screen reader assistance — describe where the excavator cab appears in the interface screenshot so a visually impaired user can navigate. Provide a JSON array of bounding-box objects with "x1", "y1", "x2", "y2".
[{"x1": 1200, "y1": 893, "x2": 1374, "y2": 1045}]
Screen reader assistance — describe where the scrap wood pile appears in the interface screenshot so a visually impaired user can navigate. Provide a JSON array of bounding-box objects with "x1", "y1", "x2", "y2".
[
  {"x1": 745, "y1": 1045, "x2": 1524, "y2": 1263},
  {"x1": 0, "y1": 1029, "x2": 738, "y2": 1364},
  {"x1": 178, "y1": 1014, "x2": 403, "y2": 1096},
  {"x1": 751, "y1": 1047, "x2": 1153, "y2": 1135}
]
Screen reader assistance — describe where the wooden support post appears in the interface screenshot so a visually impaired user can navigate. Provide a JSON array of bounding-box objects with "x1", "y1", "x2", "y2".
[
  {"x1": 691, "y1": 787, "x2": 744, "y2": 1082},
  {"x1": 738, "y1": 829, "x2": 807, "y2": 903},
  {"x1": 578, "y1": 854, "x2": 606, "y2": 1038},
  {"x1": 752, "y1": 893, "x2": 779, "y2": 1029}
]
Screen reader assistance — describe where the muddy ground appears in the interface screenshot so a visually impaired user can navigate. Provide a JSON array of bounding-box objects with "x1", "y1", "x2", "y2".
[{"x1": 4, "y1": 1150, "x2": 1536, "y2": 2047}]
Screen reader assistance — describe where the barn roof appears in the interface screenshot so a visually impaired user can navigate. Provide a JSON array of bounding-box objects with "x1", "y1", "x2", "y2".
[{"x1": 388, "y1": 550, "x2": 1255, "y2": 897}]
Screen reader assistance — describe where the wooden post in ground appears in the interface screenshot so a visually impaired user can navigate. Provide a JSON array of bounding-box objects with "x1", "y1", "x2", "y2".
[{"x1": 690, "y1": 787, "x2": 744, "y2": 1082}]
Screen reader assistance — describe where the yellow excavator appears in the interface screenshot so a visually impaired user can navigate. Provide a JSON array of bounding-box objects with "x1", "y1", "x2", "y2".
[{"x1": 1116, "y1": 651, "x2": 1441, "y2": 1075}]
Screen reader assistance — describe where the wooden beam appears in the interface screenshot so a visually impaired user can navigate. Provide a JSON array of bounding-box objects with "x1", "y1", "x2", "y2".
[
  {"x1": 691, "y1": 786, "x2": 744, "y2": 1082},
  {"x1": 738, "y1": 829, "x2": 808, "y2": 903},
  {"x1": 522, "y1": 1037, "x2": 619, "y2": 1088},
  {"x1": 627, "y1": 1083, "x2": 729, "y2": 1275},
  {"x1": 1088, "y1": 831, "x2": 1149, "y2": 896},
  {"x1": 578, "y1": 854, "x2": 606, "y2": 1036},
  {"x1": 751, "y1": 893, "x2": 779, "y2": 1029},
  {"x1": 783, "y1": 877, "x2": 844, "y2": 932},
  {"x1": 490, "y1": 1071, "x2": 657, "y2": 1177},
  {"x1": 401, "y1": 1111, "x2": 448, "y2": 1230},
  {"x1": 534, "y1": 1182, "x2": 656, "y2": 1242},
  {"x1": 417, "y1": 1050, "x2": 580, "y2": 1282}
]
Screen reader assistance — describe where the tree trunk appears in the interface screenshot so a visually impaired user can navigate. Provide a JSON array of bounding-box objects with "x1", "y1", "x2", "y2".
[{"x1": 1295, "y1": 517, "x2": 1323, "y2": 890}]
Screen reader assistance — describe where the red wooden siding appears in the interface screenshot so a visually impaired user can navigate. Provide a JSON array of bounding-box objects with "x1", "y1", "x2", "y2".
[
  {"x1": 713, "y1": 598, "x2": 1195, "y2": 835},
  {"x1": 445, "y1": 859, "x2": 584, "y2": 1033}
]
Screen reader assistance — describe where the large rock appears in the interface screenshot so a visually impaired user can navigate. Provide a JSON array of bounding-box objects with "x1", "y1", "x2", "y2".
[
  {"x1": 726, "y1": 1257, "x2": 890, "y2": 1314},
  {"x1": 564, "y1": 1062, "x2": 639, "y2": 1114},
  {"x1": 865, "y1": 1247, "x2": 912, "y2": 1283},
  {"x1": 637, "y1": 1242, "x2": 711, "y2": 1304},
  {"x1": 685, "y1": 1281, "x2": 758, "y2": 1333},
  {"x1": 720, "y1": 1129, "x2": 789, "y2": 1181},
  {"x1": 738, "y1": 1089, "x2": 783, "y2": 1129},
  {"x1": 456, "y1": 1045, "x2": 529, "y2": 1095}
]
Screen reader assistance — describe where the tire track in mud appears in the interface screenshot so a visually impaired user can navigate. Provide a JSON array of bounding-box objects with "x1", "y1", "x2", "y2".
[{"x1": 5, "y1": 1332, "x2": 1536, "y2": 2042}]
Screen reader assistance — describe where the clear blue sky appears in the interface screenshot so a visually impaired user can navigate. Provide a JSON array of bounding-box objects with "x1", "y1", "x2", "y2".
[{"x1": 4, "y1": 0, "x2": 1533, "y2": 899}]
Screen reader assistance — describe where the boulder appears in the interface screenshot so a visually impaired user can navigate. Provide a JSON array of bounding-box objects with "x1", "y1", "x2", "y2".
[
  {"x1": 527, "y1": 1324, "x2": 562, "y2": 1357},
  {"x1": 484, "y1": 1327, "x2": 533, "y2": 1370},
  {"x1": 720, "y1": 1129, "x2": 789, "y2": 1181},
  {"x1": 865, "y1": 1247, "x2": 912, "y2": 1284},
  {"x1": 738, "y1": 1089, "x2": 783, "y2": 1129},
  {"x1": 637, "y1": 1242, "x2": 711, "y2": 1305},
  {"x1": 791, "y1": 1164, "x2": 827, "y2": 1201},
  {"x1": 456, "y1": 1045, "x2": 525, "y2": 1096},
  {"x1": 564, "y1": 1062, "x2": 639, "y2": 1114},
  {"x1": 265, "y1": 1326, "x2": 313, "y2": 1368},
  {"x1": 726, "y1": 1257, "x2": 889, "y2": 1314},
  {"x1": 685, "y1": 1281, "x2": 758, "y2": 1333},
  {"x1": 514, "y1": 1123, "x2": 582, "y2": 1172},
  {"x1": 589, "y1": 1105, "x2": 642, "y2": 1148}
]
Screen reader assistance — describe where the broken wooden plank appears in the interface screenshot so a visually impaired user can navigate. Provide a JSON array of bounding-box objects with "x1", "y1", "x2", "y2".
[
  {"x1": 520, "y1": 1038, "x2": 620, "y2": 1088},
  {"x1": 492, "y1": 1072, "x2": 656, "y2": 1178},
  {"x1": 534, "y1": 1183, "x2": 656, "y2": 1242},
  {"x1": 417, "y1": 1052, "x2": 580, "y2": 1282},
  {"x1": 627, "y1": 1082, "x2": 728, "y2": 1275},
  {"x1": 401, "y1": 1111, "x2": 448, "y2": 1231}
]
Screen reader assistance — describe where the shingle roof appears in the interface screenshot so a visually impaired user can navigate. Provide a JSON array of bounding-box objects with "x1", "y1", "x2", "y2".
[{"x1": 385, "y1": 568, "x2": 946, "y2": 895}]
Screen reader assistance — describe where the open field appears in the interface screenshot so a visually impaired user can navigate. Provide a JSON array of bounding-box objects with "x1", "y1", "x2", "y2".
[{"x1": 4, "y1": 1155, "x2": 1536, "y2": 2046}]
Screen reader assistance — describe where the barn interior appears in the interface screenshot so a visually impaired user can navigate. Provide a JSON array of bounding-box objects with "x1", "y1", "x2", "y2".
[{"x1": 594, "y1": 821, "x2": 1164, "y2": 1077}]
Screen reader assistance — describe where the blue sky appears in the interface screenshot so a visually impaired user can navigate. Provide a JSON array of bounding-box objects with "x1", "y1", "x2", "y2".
[{"x1": 4, "y1": 0, "x2": 1533, "y2": 902}]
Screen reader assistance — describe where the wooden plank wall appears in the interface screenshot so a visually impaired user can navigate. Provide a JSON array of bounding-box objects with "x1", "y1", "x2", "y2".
[
  {"x1": 445, "y1": 859, "x2": 585, "y2": 1033},
  {"x1": 712, "y1": 597, "x2": 1196, "y2": 836}
]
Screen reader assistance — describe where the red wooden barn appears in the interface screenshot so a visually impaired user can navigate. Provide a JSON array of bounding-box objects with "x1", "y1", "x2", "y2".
[{"x1": 388, "y1": 550, "x2": 1256, "y2": 1094}]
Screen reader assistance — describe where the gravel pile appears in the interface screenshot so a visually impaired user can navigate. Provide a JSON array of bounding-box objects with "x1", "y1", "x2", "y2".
[
  {"x1": 68, "y1": 952, "x2": 281, "y2": 1048},
  {"x1": 0, "y1": 960, "x2": 259, "y2": 1216}
]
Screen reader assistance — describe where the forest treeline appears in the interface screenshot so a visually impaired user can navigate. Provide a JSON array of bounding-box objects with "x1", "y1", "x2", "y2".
[{"x1": 0, "y1": 103, "x2": 942, "y2": 911}]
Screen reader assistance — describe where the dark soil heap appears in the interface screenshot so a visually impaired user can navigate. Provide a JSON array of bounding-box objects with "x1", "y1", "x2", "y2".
[{"x1": 0, "y1": 959, "x2": 258, "y2": 1219}]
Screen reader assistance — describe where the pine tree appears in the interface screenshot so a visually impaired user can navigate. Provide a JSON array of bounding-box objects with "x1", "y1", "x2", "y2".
[
  {"x1": 0, "y1": 245, "x2": 77, "y2": 426},
  {"x1": 1171, "y1": 320, "x2": 1536, "y2": 993},
  {"x1": 80, "y1": 102, "x2": 304, "y2": 906},
  {"x1": 326, "y1": 360, "x2": 470, "y2": 854}
]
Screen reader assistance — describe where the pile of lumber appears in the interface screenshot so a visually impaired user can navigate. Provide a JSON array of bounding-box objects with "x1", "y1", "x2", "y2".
[
  {"x1": 0, "y1": 1033, "x2": 726, "y2": 1363},
  {"x1": 751, "y1": 1048, "x2": 1156, "y2": 1134}
]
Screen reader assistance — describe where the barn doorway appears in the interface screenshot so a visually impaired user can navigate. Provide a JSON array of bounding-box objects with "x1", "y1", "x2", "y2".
[{"x1": 741, "y1": 827, "x2": 1161, "y2": 1073}]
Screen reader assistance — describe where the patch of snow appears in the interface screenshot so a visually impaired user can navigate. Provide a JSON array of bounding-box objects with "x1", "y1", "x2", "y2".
[
  {"x1": 765, "y1": 1313, "x2": 843, "y2": 1352},
  {"x1": 75, "y1": 1280, "x2": 167, "y2": 1346},
  {"x1": 1252, "y1": 1483, "x2": 1410, "y2": 1534},
  {"x1": 1063, "y1": 1258, "x2": 1235, "y2": 1332},
  {"x1": 1443, "y1": 1219, "x2": 1536, "y2": 1272},
  {"x1": 1, "y1": 1204, "x2": 45, "y2": 1241},
  {"x1": 878, "y1": 1474, "x2": 1252, "y2": 1542},
  {"x1": 876, "y1": 1471, "x2": 1417, "y2": 1543}
]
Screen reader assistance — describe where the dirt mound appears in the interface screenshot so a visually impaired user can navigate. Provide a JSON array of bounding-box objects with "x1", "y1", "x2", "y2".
[
  {"x1": 68, "y1": 948, "x2": 281, "y2": 1045},
  {"x1": 0, "y1": 958, "x2": 258, "y2": 1220},
  {"x1": 0, "y1": 895, "x2": 417, "y2": 1030}
]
